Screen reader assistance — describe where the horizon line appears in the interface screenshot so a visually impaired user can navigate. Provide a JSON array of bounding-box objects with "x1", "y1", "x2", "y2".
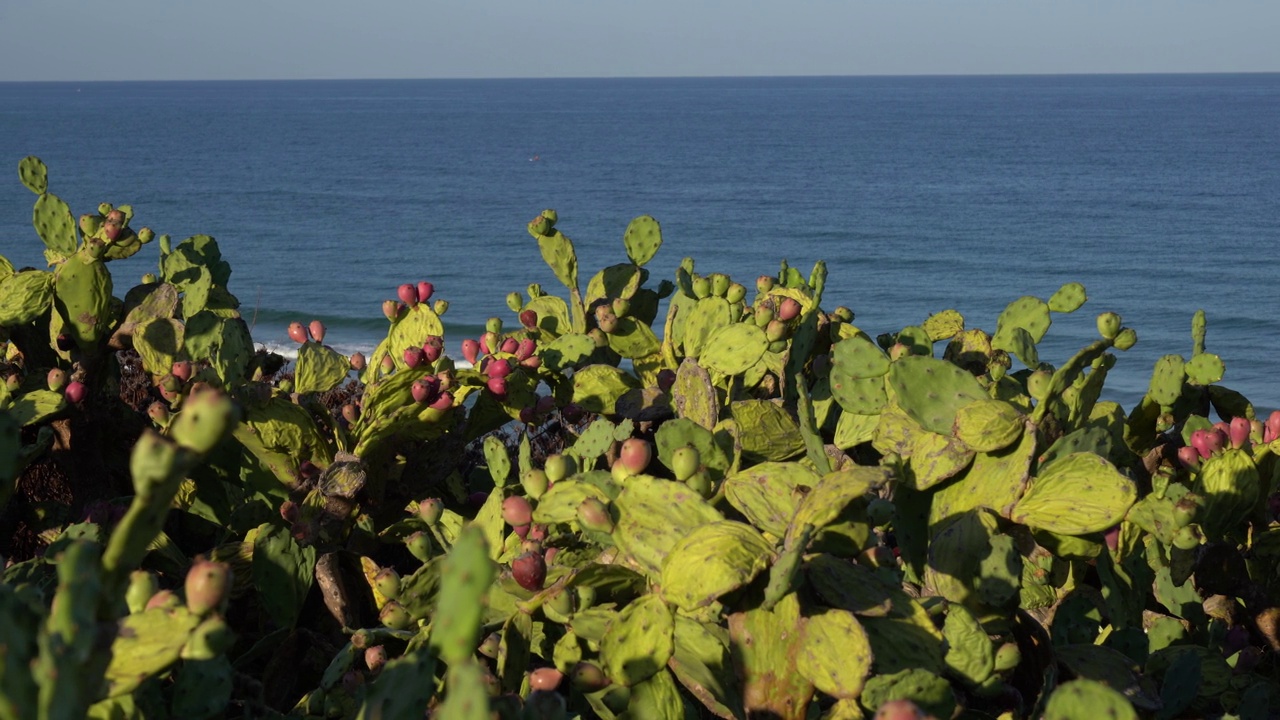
[{"x1": 3, "y1": 70, "x2": 1279, "y2": 84}]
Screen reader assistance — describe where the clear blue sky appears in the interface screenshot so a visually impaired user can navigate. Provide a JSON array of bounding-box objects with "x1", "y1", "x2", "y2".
[{"x1": 2, "y1": 1, "x2": 1276, "y2": 81}]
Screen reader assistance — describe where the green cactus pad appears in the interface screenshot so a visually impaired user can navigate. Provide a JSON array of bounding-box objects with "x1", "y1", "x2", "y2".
[
  {"x1": 788, "y1": 466, "x2": 889, "y2": 542},
  {"x1": 672, "y1": 358, "x2": 719, "y2": 430},
  {"x1": 540, "y1": 331, "x2": 595, "y2": 372},
  {"x1": 727, "y1": 592, "x2": 815, "y2": 719},
  {"x1": 829, "y1": 334, "x2": 890, "y2": 414},
  {"x1": 572, "y1": 364, "x2": 642, "y2": 414},
  {"x1": 104, "y1": 607, "x2": 202, "y2": 696},
  {"x1": 10, "y1": 389, "x2": 66, "y2": 427},
  {"x1": 929, "y1": 427, "x2": 1035, "y2": 527},
  {"x1": 295, "y1": 341, "x2": 350, "y2": 395},
  {"x1": 33, "y1": 192, "x2": 78, "y2": 259},
  {"x1": 497, "y1": 611, "x2": 532, "y2": 693},
  {"x1": 178, "y1": 266, "x2": 213, "y2": 318},
  {"x1": 0, "y1": 270, "x2": 54, "y2": 326},
  {"x1": 435, "y1": 657, "x2": 490, "y2": 720},
  {"x1": 858, "y1": 668, "x2": 957, "y2": 720},
  {"x1": 386, "y1": 305, "x2": 444, "y2": 370},
  {"x1": 1147, "y1": 354, "x2": 1186, "y2": 406},
  {"x1": 700, "y1": 323, "x2": 768, "y2": 377},
  {"x1": 606, "y1": 317, "x2": 661, "y2": 359},
  {"x1": 660, "y1": 521, "x2": 774, "y2": 610},
  {"x1": 992, "y1": 295, "x2": 1052, "y2": 346},
  {"x1": 612, "y1": 475, "x2": 723, "y2": 577},
  {"x1": 569, "y1": 417, "x2": 617, "y2": 466},
  {"x1": 669, "y1": 616, "x2": 744, "y2": 719},
  {"x1": 796, "y1": 608, "x2": 873, "y2": 699},
  {"x1": 682, "y1": 297, "x2": 733, "y2": 359},
  {"x1": 954, "y1": 398, "x2": 1025, "y2": 452},
  {"x1": 537, "y1": 229, "x2": 579, "y2": 291},
  {"x1": 623, "y1": 215, "x2": 663, "y2": 266},
  {"x1": 524, "y1": 294, "x2": 572, "y2": 338},
  {"x1": 1197, "y1": 447, "x2": 1260, "y2": 538},
  {"x1": 805, "y1": 555, "x2": 893, "y2": 616},
  {"x1": 833, "y1": 411, "x2": 878, "y2": 450},
  {"x1": 730, "y1": 400, "x2": 805, "y2": 462},
  {"x1": 53, "y1": 252, "x2": 113, "y2": 348},
  {"x1": 1146, "y1": 645, "x2": 1230, "y2": 701},
  {"x1": 655, "y1": 417, "x2": 731, "y2": 480},
  {"x1": 1184, "y1": 352, "x2": 1224, "y2": 386},
  {"x1": 626, "y1": 669, "x2": 684, "y2": 718},
  {"x1": 1042, "y1": 679, "x2": 1138, "y2": 720},
  {"x1": 133, "y1": 318, "x2": 185, "y2": 375},
  {"x1": 942, "y1": 604, "x2": 994, "y2": 686},
  {"x1": 1012, "y1": 452, "x2": 1137, "y2": 535},
  {"x1": 888, "y1": 356, "x2": 988, "y2": 436},
  {"x1": 481, "y1": 435, "x2": 511, "y2": 487},
  {"x1": 171, "y1": 657, "x2": 234, "y2": 719},
  {"x1": 585, "y1": 263, "x2": 642, "y2": 309},
  {"x1": 252, "y1": 523, "x2": 317, "y2": 629},
  {"x1": 1048, "y1": 282, "x2": 1088, "y2": 313},
  {"x1": 18, "y1": 156, "x2": 47, "y2": 194},
  {"x1": 532, "y1": 480, "x2": 611, "y2": 525},
  {"x1": 600, "y1": 594, "x2": 674, "y2": 686},
  {"x1": 723, "y1": 462, "x2": 818, "y2": 536},
  {"x1": 907, "y1": 428, "x2": 976, "y2": 491},
  {"x1": 922, "y1": 309, "x2": 965, "y2": 342},
  {"x1": 429, "y1": 525, "x2": 495, "y2": 665},
  {"x1": 358, "y1": 649, "x2": 439, "y2": 720},
  {"x1": 924, "y1": 508, "x2": 1002, "y2": 605}
]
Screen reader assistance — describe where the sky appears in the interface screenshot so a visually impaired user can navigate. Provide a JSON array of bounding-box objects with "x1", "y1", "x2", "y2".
[{"x1": 1, "y1": 1, "x2": 1277, "y2": 81}]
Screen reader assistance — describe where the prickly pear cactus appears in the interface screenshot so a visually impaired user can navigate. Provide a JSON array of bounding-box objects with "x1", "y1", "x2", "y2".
[{"x1": 660, "y1": 521, "x2": 773, "y2": 610}]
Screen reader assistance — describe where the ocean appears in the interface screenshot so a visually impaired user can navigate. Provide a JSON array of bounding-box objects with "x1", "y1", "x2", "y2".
[{"x1": 1, "y1": 75, "x2": 1277, "y2": 412}]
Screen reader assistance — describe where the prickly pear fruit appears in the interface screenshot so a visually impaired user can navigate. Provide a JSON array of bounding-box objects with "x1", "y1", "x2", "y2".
[
  {"x1": 1265, "y1": 410, "x2": 1280, "y2": 444},
  {"x1": 416, "y1": 282, "x2": 434, "y2": 303},
  {"x1": 874, "y1": 699, "x2": 928, "y2": 720},
  {"x1": 832, "y1": 306, "x2": 854, "y2": 323},
  {"x1": 146, "y1": 589, "x2": 181, "y2": 611},
  {"x1": 1229, "y1": 416, "x2": 1251, "y2": 449},
  {"x1": 147, "y1": 401, "x2": 170, "y2": 426},
  {"x1": 757, "y1": 275, "x2": 775, "y2": 293},
  {"x1": 400, "y1": 347, "x2": 423, "y2": 369},
  {"x1": 765, "y1": 319, "x2": 789, "y2": 342},
  {"x1": 685, "y1": 468, "x2": 714, "y2": 498},
  {"x1": 406, "y1": 531, "x2": 433, "y2": 562},
  {"x1": 487, "y1": 359, "x2": 512, "y2": 379},
  {"x1": 374, "y1": 568, "x2": 401, "y2": 600},
  {"x1": 1177, "y1": 446, "x2": 1200, "y2": 469},
  {"x1": 138, "y1": 227, "x2": 154, "y2": 243},
  {"x1": 544, "y1": 454, "x2": 572, "y2": 483},
  {"x1": 185, "y1": 558, "x2": 232, "y2": 616},
  {"x1": 570, "y1": 661, "x2": 610, "y2": 692},
  {"x1": 349, "y1": 352, "x2": 366, "y2": 371},
  {"x1": 520, "y1": 309, "x2": 538, "y2": 329},
  {"x1": 64, "y1": 380, "x2": 86, "y2": 404},
  {"x1": 1113, "y1": 327, "x2": 1137, "y2": 351},
  {"x1": 288, "y1": 321, "x2": 309, "y2": 344},
  {"x1": 479, "y1": 631, "x2": 501, "y2": 659},
  {"x1": 529, "y1": 667, "x2": 564, "y2": 691},
  {"x1": 1096, "y1": 312, "x2": 1122, "y2": 340},
  {"x1": 777, "y1": 297, "x2": 801, "y2": 322},
  {"x1": 397, "y1": 283, "x2": 418, "y2": 308},
  {"x1": 1173, "y1": 496, "x2": 1198, "y2": 528},
  {"x1": 691, "y1": 275, "x2": 711, "y2": 299},
  {"x1": 126, "y1": 570, "x2": 159, "y2": 614},
  {"x1": 618, "y1": 437, "x2": 652, "y2": 475},
  {"x1": 670, "y1": 445, "x2": 700, "y2": 482},
  {"x1": 522, "y1": 469, "x2": 549, "y2": 499},
  {"x1": 503, "y1": 496, "x2": 533, "y2": 527},
  {"x1": 416, "y1": 498, "x2": 443, "y2": 526},
  {"x1": 595, "y1": 306, "x2": 618, "y2": 334},
  {"x1": 382, "y1": 301, "x2": 400, "y2": 322},
  {"x1": 411, "y1": 379, "x2": 434, "y2": 404},
  {"x1": 170, "y1": 360, "x2": 192, "y2": 382},
  {"x1": 280, "y1": 500, "x2": 300, "y2": 523},
  {"x1": 726, "y1": 281, "x2": 747, "y2": 304},
  {"x1": 47, "y1": 368, "x2": 66, "y2": 391},
  {"x1": 576, "y1": 497, "x2": 613, "y2": 533},
  {"x1": 462, "y1": 339, "x2": 480, "y2": 365},
  {"x1": 993, "y1": 642, "x2": 1021, "y2": 672},
  {"x1": 487, "y1": 376, "x2": 508, "y2": 398},
  {"x1": 309, "y1": 320, "x2": 326, "y2": 343},
  {"x1": 512, "y1": 551, "x2": 547, "y2": 592},
  {"x1": 754, "y1": 306, "x2": 775, "y2": 327},
  {"x1": 141, "y1": 272, "x2": 158, "y2": 284},
  {"x1": 429, "y1": 391, "x2": 453, "y2": 411},
  {"x1": 1027, "y1": 369, "x2": 1052, "y2": 400},
  {"x1": 379, "y1": 600, "x2": 412, "y2": 630},
  {"x1": 1172, "y1": 525, "x2": 1202, "y2": 550}
]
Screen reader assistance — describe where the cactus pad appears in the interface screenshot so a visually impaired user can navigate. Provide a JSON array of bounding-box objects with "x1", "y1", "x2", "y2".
[
  {"x1": 993, "y1": 295, "x2": 1052, "y2": 345},
  {"x1": 572, "y1": 364, "x2": 642, "y2": 414},
  {"x1": 429, "y1": 526, "x2": 496, "y2": 665},
  {"x1": 660, "y1": 521, "x2": 774, "y2": 610},
  {"x1": 921, "y1": 309, "x2": 965, "y2": 342},
  {"x1": 1048, "y1": 282, "x2": 1088, "y2": 313},
  {"x1": 623, "y1": 215, "x2": 663, "y2": 266},
  {"x1": 33, "y1": 193, "x2": 78, "y2": 259},
  {"x1": 295, "y1": 341, "x2": 350, "y2": 395},
  {"x1": 683, "y1": 297, "x2": 733, "y2": 358},
  {"x1": 858, "y1": 668, "x2": 957, "y2": 720},
  {"x1": 1147, "y1": 355, "x2": 1186, "y2": 406},
  {"x1": 1012, "y1": 452, "x2": 1137, "y2": 535},
  {"x1": 18, "y1": 156, "x2": 47, "y2": 194},
  {"x1": 669, "y1": 616, "x2": 744, "y2": 719},
  {"x1": 585, "y1": 263, "x2": 642, "y2": 309},
  {"x1": 536, "y1": 229, "x2": 579, "y2": 291},
  {"x1": 941, "y1": 604, "x2": 994, "y2": 686},
  {"x1": 104, "y1": 607, "x2": 203, "y2": 696},
  {"x1": 796, "y1": 608, "x2": 872, "y2": 699},
  {"x1": 540, "y1": 331, "x2": 595, "y2": 372},
  {"x1": 730, "y1": 399, "x2": 805, "y2": 462},
  {"x1": 723, "y1": 462, "x2": 818, "y2": 536},
  {"x1": 788, "y1": 466, "x2": 889, "y2": 542},
  {"x1": 251, "y1": 523, "x2": 317, "y2": 628},
  {"x1": 1196, "y1": 447, "x2": 1259, "y2": 538},
  {"x1": 700, "y1": 323, "x2": 768, "y2": 377},
  {"x1": 0, "y1": 270, "x2": 54, "y2": 326},
  {"x1": 888, "y1": 356, "x2": 988, "y2": 436},
  {"x1": 1042, "y1": 679, "x2": 1138, "y2": 720},
  {"x1": 805, "y1": 555, "x2": 893, "y2": 617},
  {"x1": 655, "y1": 417, "x2": 730, "y2": 480},
  {"x1": 954, "y1": 398, "x2": 1024, "y2": 452},
  {"x1": 600, "y1": 594, "x2": 674, "y2": 686},
  {"x1": 531, "y1": 480, "x2": 611, "y2": 525},
  {"x1": 672, "y1": 358, "x2": 719, "y2": 430},
  {"x1": 612, "y1": 475, "x2": 723, "y2": 577},
  {"x1": 1184, "y1": 352, "x2": 1224, "y2": 386},
  {"x1": 53, "y1": 252, "x2": 113, "y2": 348},
  {"x1": 829, "y1": 333, "x2": 890, "y2": 415}
]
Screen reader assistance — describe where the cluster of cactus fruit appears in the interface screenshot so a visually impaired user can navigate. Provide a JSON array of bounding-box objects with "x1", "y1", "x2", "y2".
[{"x1": 4, "y1": 158, "x2": 1280, "y2": 719}]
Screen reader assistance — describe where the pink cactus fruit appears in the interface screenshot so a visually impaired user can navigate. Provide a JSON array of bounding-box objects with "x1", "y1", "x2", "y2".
[
  {"x1": 397, "y1": 283, "x2": 418, "y2": 308},
  {"x1": 287, "y1": 321, "x2": 309, "y2": 344}
]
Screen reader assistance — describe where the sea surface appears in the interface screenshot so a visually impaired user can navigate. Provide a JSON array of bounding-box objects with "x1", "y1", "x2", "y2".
[{"x1": 1, "y1": 75, "x2": 1277, "y2": 412}]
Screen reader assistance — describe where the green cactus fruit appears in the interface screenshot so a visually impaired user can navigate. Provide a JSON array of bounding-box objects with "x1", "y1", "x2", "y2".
[
  {"x1": 726, "y1": 282, "x2": 747, "y2": 304},
  {"x1": 478, "y1": 632, "x2": 501, "y2": 658},
  {"x1": 521, "y1": 469, "x2": 549, "y2": 499},
  {"x1": 685, "y1": 468, "x2": 714, "y2": 498},
  {"x1": 1113, "y1": 327, "x2": 1137, "y2": 350},
  {"x1": 126, "y1": 570, "x2": 159, "y2": 614},
  {"x1": 433, "y1": 298, "x2": 449, "y2": 315},
  {"x1": 619, "y1": 437, "x2": 652, "y2": 475},
  {"x1": 765, "y1": 318, "x2": 788, "y2": 342},
  {"x1": 169, "y1": 390, "x2": 235, "y2": 454},
  {"x1": 692, "y1": 275, "x2": 711, "y2": 299},
  {"x1": 754, "y1": 305, "x2": 775, "y2": 327},
  {"x1": 576, "y1": 497, "x2": 614, "y2": 533},
  {"x1": 1096, "y1": 312, "x2": 1122, "y2": 340},
  {"x1": 993, "y1": 642, "x2": 1020, "y2": 672},
  {"x1": 1171, "y1": 524, "x2": 1202, "y2": 550},
  {"x1": 570, "y1": 661, "x2": 611, "y2": 692},
  {"x1": 406, "y1": 531, "x2": 433, "y2": 562},
  {"x1": 185, "y1": 558, "x2": 232, "y2": 616},
  {"x1": 1172, "y1": 495, "x2": 1197, "y2": 528},
  {"x1": 1027, "y1": 368, "x2": 1052, "y2": 400},
  {"x1": 374, "y1": 568, "x2": 402, "y2": 601},
  {"x1": 379, "y1": 600, "x2": 413, "y2": 630},
  {"x1": 756, "y1": 275, "x2": 775, "y2": 293},
  {"x1": 544, "y1": 454, "x2": 573, "y2": 483},
  {"x1": 46, "y1": 368, "x2": 66, "y2": 391},
  {"x1": 506, "y1": 292, "x2": 524, "y2": 313},
  {"x1": 708, "y1": 273, "x2": 730, "y2": 298},
  {"x1": 417, "y1": 498, "x2": 443, "y2": 525},
  {"x1": 670, "y1": 445, "x2": 700, "y2": 482},
  {"x1": 137, "y1": 227, "x2": 154, "y2": 243},
  {"x1": 141, "y1": 272, "x2": 157, "y2": 284}
]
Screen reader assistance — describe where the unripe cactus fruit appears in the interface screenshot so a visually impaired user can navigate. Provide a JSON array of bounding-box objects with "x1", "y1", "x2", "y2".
[
  {"x1": 417, "y1": 498, "x2": 443, "y2": 525},
  {"x1": 503, "y1": 496, "x2": 533, "y2": 527},
  {"x1": 406, "y1": 531, "x2": 433, "y2": 562},
  {"x1": 611, "y1": 297, "x2": 631, "y2": 318},
  {"x1": 47, "y1": 368, "x2": 66, "y2": 392},
  {"x1": 1172, "y1": 524, "x2": 1202, "y2": 550},
  {"x1": 725, "y1": 282, "x2": 747, "y2": 304},
  {"x1": 184, "y1": 558, "x2": 232, "y2": 616},
  {"x1": 380, "y1": 354, "x2": 395, "y2": 374},
  {"x1": 670, "y1": 445, "x2": 700, "y2": 482},
  {"x1": 570, "y1": 661, "x2": 610, "y2": 692},
  {"x1": 544, "y1": 454, "x2": 572, "y2": 483},
  {"x1": 374, "y1": 568, "x2": 401, "y2": 600},
  {"x1": 1229, "y1": 416, "x2": 1251, "y2": 449},
  {"x1": 309, "y1": 320, "x2": 326, "y2": 343},
  {"x1": 777, "y1": 297, "x2": 801, "y2": 322},
  {"x1": 382, "y1": 300, "x2": 400, "y2": 322},
  {"x1": 146, "y1": 589, "x2": 181, "y2": 611},
  {"x1": 754, "y1": 306, "x2": 775, "y2": 327},
  {"x1": 147, "y1": 401, "x2": 170, "y2": 426},
  {"x1": 1026, "y1": 369, "x2": 1052, "y2": 400},
  {"x1": 349, "y1": 352, "x2": 366, "y2": 371},
  {"x1": 529, "y1": 667, "x2": 564, "y2": 691},
  {"x1": 691, "y1": 275, "x2": 711, "y2": 299},
  {"x1": 379, "y1": 600, "x2": 412, "y2": 630},
  {"x1": 595, "y1": 307, "x2": 618, "y2": 334},
  {"x1": 873, "y1": 699, "x2": 927, "y2": 720},
  {"x1": 478, "y1": 631, "x2": 501, "y2": 658},
  {"x1": 138, "y1": 227, "x2": 154, "y2": 243},
  {"x1": 1113, "y1": 327, "x2": 1138, "y2": 350},
  {"x1": 708, "y1": 273, "x2": 729, "y2": 298},
  {"x1": 432, "y1": 298, "x2": 449, "y2": 315},
  {"x1": 756, "y1": 275, "x2": 776, "y2": 293},
  {"x1": 765, "y1": 319, "x2": 789, "y2": 342},
  {"x1": 576, "y1": 497, "x2": 614, "y2": 533},
  {"x1": 512, "y1": 551, "x2": 547, "y2": 592},
  {"x1": 993, "y1": 642, "x2": 1021, "y2": 672},
  {"x1": 171, "y1": 360, "x2": 193, "y2": 382},
  {"x1": 126, "y1": 570, "x2": 159, "y2": 614},
  {"x1": 64, "y1": 381, "x2": 86, "y2": 404},
  {"x1": 685, "y1": 468, "x2": 714, "y2": 498},
  {"x1": 505, "y1": 291, "x2": 524, "y2": 313},
  {"x1": 832, "y1": 306, "x2": 854, "y2": 323},
  {"x1": 462, "y1": 339, "x2": 480, "y2": 365},
  {"x1": 522, "y1": 469, "x2": 549, "y2": 499},
  {"x1": 619, "y1": 438, "x2": 652, "y2": 475},
  {"x1": 1173, "y1": 496, "x2": 1198, "y2": 528},
  {"x1": 288, "y1": 321, "x2": 309, "y2": 344},
  {"x1": 397, "y1": 283, "x2": 418, "y2": 308},
  {"x1": 1096, "y1": 312, "x2": 1122, "y2": 340},
  {"x1": 141, "y1": 272, "x2": 158, "y2": 284}
]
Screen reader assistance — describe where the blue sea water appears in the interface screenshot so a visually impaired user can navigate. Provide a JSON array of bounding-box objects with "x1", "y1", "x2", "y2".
[{"x1": 1, "y1": 75, "x2": 1278, "y2": 412}]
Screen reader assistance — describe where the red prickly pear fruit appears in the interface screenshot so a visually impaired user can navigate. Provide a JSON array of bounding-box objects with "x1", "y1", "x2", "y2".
[
  {"x1": 411, "y1": 379, "x2": 433, "y2": 404},
  {"x1": 56, "y1": 333, "x2": 74, "y2": 352},
  {"x1": 1103, "y1": 525, "x2": 1120, "y2": 552},
  {"x1": 341, "y1": 404, "x2": 359, "y2": 424},
  {"x1": 521, "y1": 469, "x2": 549, "y2": 499},
  {"x1": 280, "y1": 500, "x2": 300, "y2": 523},
  {"x1": 309, "y1": 320, "x2": 326, "y2": 343},
  {"x1": 171, "y1": 360, "x2": 193, "y2": 382},
  {"x1": 349, "y1": 352, "x2": 366, "y2": 371},
  {"x1": 670, "y1": 445, "x2": 701, "y2": 482},
  {"x1": 417, "y1": 498, "x2": 443, "y2": 525},
  {"x1": 514, "y1": 523, "x2": 531, "y2": 539},
  {"x1": 404, "y1": 346, "x2": 426, "y2": 369},
  {"x1": 517, "y1": 338, "x2": 537, "y2": 361},
  {"x1": 146, "y1": 589, "x2": 181, "y2": 611},
  {"x1": 64, "y1": 380, "x2": 86, "y2": 404},
  {"x1": 544, "y1": 546, "x2": 559, "y2": 565},
  {"x1": 429, "y1": 391, "x2": 453, "y2": 411},
  {"x1": 576, "y1": 497, "x2": 613, "y2": 533},
  {"x1": 874, "y1": 699, "x2": 928, "y2": 720},
  {"x1": 1213, "y1": 420, "x2": 1230, "y2": 436},
  {"x1": 500, "y1": 337, "x2": 519, "y2": 355},
  {"x1": 512, "y1": 551, "x2": 547, "y2": 592},
  {"x1": 1207, "y1": 427, "x2": 1228, "y2": 456},
  {"x1": 520, "y1": 355, "x2": 541, "y2": 370},
  {"x1": 570, "y1": 661, "x2": 611, "y2": 692},
  {"x1": 562, "y1": 403, "x2": 584, "y2": 424},
  {"x1": 1229, "y1": 416, "x2": 1251, "y2": 449},
  {"x1": 462, "y1": 339, "x2": 480, "y2": 365},
  {"x1": 619, "y1": 438, "x2": 652, "y2": 475},
  {"x1": 502, "y1": 496, "x2": 533, "y2": 527},
  {"x1": 1177, "y1": 446, "x2": 1201, "y2": 469},
  {"x1": 519, "y1": 309, "x2": 538, "y2": 329},
  {"x1": 287, "y1": 321, "x2": 309, "y2": 344},
  {"x1": 1190, "y1": 429, "x2": 1213, "y2": 459},
  {"x1": 184, "y1": 558, "x2": 232, "y2": 616},
  {"x1": 1265, "y1": 410, "x2": 1280, "y2": 444},
  {"x1": 529, "y1": 524, "x2": 548, "y2": 542},
  {"x1": 47, "y1": 368, "x2": 66, "y2": 391},
  {"x1": 147, "y1": 401, "x2": 170, "y2": 426},
  {"x1": 657, "y1": 369, "x2": 677, "y2": 392},
  {"x1": 536, "y1": 395, "x2": 556, "y2": 414},
  {"x1": 382, "y1": 300, "x2": 400, "y2": 322},
  {"x1": 397, "y1": 283, "x2": 418, "y2": 308},
  {"x1": 421, "y1": 342, "x2": 442, "y2": 364},
  {"x1": 529, "y1": 667, "x2": 564, "y2": 691},
  {"x1": 519, "y1": 406, "x2": 537, "y2": 424},
  {"x1": 416, "y1": 282, "x2": 434, "y2": 303},
  {"x1": 342, "y1": 670, "x2": 364, "y2": 693},
  {"x1": 777, "y1": 297, "x2": 801, "y2": 322},
  {"x1": 379, "y1": 600, "x2": 412, "y2": 630},
  {"x1": 487, "y1": 359, "x2": 513, "y2": 379},
  {"x1": 487, "y1": 376, "x2": 508, "y2": 398}
]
